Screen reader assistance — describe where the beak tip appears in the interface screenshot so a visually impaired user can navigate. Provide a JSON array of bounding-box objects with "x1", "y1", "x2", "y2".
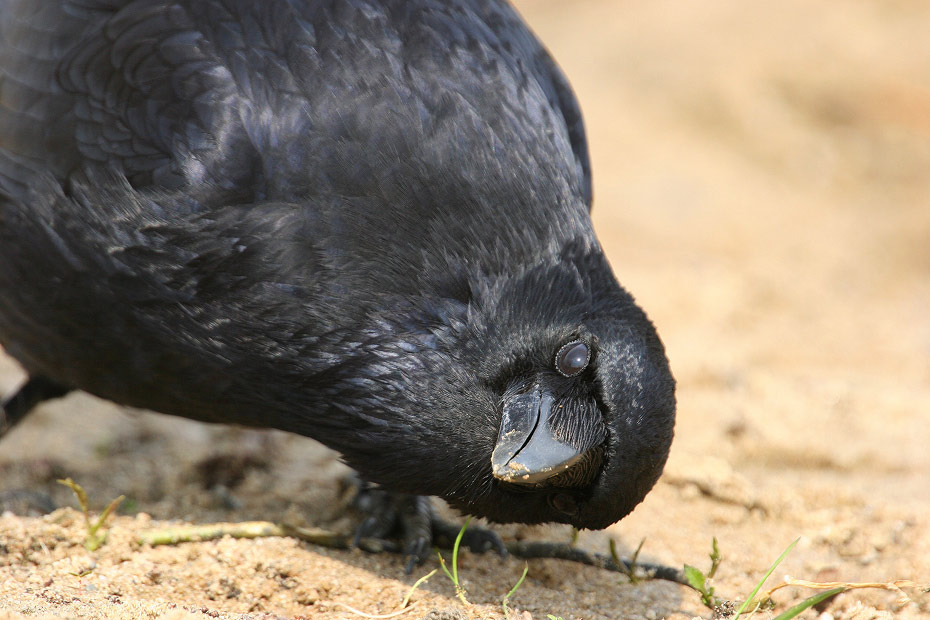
[
  {"x1": 492, "y1": 458, "x2": 567, "y2": 484},
  {"x1": 491, "y1": 458, "x2": 529, "y2": 482}
]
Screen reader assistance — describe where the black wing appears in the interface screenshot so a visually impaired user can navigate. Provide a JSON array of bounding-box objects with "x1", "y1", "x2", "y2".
[
  {"x1": 0, "y1": 0, "x2": 256, "y2": 198},
  {"x1": 532, "y1": 47, "x2": 592, "y2": 209},
  {"x1": 477, "y1": 2, "x2": 592, "y2": 208},
  {"x1": 0, "y1": 0, "x2": 591, "y2": 209}
]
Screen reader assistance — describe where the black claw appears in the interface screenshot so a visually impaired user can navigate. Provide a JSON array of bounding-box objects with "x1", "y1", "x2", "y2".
[
  {"x1": 398, "y1": 496, "x2": 433, "y2": 573},
  {"x1": 403, "y1": 535, "x2": 430, "y2": 575},
  {"x1": 352, "y1": 516, "x2": 375, "y2": 547},
  {"x1": 399, "y1": 496, "x2": 432, "y2": 551}
]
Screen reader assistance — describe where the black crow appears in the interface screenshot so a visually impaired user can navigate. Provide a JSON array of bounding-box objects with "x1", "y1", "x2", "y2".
[{"x1": 0, "y1": 0, "x2": 675, "y2": 563}]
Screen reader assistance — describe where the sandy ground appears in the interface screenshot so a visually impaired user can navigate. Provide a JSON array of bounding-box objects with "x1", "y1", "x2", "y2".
[{"x1": 2, "y1": 1, "x2": 929, "y2": 618}]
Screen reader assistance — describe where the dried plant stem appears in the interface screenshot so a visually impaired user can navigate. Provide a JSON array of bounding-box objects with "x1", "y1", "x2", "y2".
[
  {"x1": 332, "y1": 602, "x2": 418, "y2": 618},
  {"x1": 138, "y1": 521, "x2": 399, "y2": 553},
  {"x1": 763, "y1": 577, "x2": 925, "y2": 608}
]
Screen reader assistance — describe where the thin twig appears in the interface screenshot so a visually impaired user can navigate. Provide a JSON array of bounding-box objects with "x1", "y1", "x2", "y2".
[
  {"x1": 763, "y1": 577, "x2": 925, "y2": 608},
  {"x1": 332, "y1": 602, "x2": 418, "y2": 618},
  {"x1": 400, "y1": 569, "x2": 437, "y2": 609},
  {"x1": 137, "y1": 521, "x2": 399, "y2": 554}
]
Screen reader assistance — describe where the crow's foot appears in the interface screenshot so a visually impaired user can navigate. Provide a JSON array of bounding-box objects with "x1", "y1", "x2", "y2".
[{"x1": 349, "y1": 480, "x2": 505, "y2": 574}]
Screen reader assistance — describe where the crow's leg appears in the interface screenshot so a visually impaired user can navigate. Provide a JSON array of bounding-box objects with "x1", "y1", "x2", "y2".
[
  {"x1": 0, "y1": 376, "x2": 70, "y2": 438},
  {"x1": 351, "y1": 480, "x2": 506, "y2": 574},
  {"x1": 0, "y1": 377, "x2": 70, "y2": 515}
]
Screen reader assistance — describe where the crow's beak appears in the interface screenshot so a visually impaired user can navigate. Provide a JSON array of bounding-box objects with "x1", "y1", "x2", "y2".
[{"x1": 491, "y1": 385, "x2": 585, "y2": 484}]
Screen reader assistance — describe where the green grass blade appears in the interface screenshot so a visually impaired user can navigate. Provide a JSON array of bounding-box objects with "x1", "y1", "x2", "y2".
[
  {"x1": 733, "y1": 538, "x2": 799, "y2": 619},
  {"x1": 437, "y1": 552, "x2": 454, "y2": 582},
  {"x1": 452, "y1": 517, "x2": 471, "y2": 587},
  {"x1": 501, "y1": 563, "x2": 529, "y2": 618},
  {"x1": 708, "y1": 537, "x2": 721, "y2": 579},
  {"x1": 90, "y1": 494, "x2": 125, "y2": 537},
  {"x1": 771, "y1": 587, "x2": 845, "y2": 620},
  {"x1": 57, "y1": 478, "x2": 90, "y2": 525}
]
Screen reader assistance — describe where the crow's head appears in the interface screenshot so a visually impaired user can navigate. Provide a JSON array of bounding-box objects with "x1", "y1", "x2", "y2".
[
  {"x1": 339, "y1": 238, "x2": 675, "y2": 531},
  {"x1": 460, "y1": 240, "x2": 675, "y2": 529}
]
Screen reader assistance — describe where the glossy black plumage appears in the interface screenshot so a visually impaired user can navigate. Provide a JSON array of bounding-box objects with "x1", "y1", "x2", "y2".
[{"x1": 0, "y1": 0, "x2": 674, "y2": 534}]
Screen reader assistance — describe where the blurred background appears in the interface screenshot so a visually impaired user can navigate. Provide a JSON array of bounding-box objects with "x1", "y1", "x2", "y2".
[
  {"x1": 517, "y1": 0, "x2": 930, "y2": 614},
  {"x1": 1, "y1": 1, "x2": 928, "y2": 618},
  {"x1": 519, "y1": 0, "x2": 930, "y2": 495},
  {"x1": 521, "y1": 0, "x2": 930, "y2": 477}
]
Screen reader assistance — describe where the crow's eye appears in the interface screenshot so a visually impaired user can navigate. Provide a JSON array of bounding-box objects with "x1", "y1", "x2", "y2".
[{"x1": 555, "y1": 341, "x2": 590, "y2": 377}]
